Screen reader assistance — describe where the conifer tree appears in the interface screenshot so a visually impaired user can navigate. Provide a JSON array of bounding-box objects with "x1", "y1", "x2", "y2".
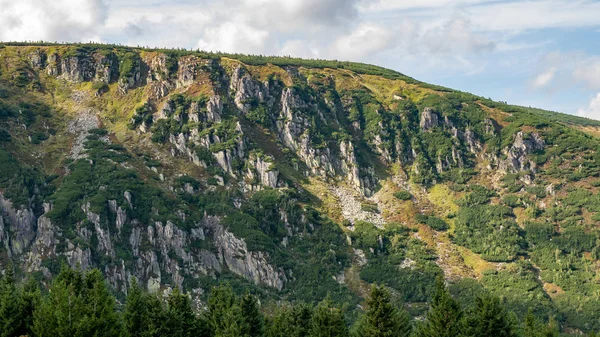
[
  {"x1": 309, "y1": 297, "x2": 348, "y2": 337},
  {"x1": 413, "y1": 276, "x2": 463, "y2": 337},
  {"x1": 523, "y1": 310, "x2": 559, "y2": 337},
  {"x1": 239, "y1": 293, "x2": 265, "y2": 337},
  {"x1": 165, "y1": 287, "x2": 200, "y2": 337},
  {"x1": 125, "y1": 278, "x2": 150, "y2": 337},
  {"x1": 462, "y1": 294, "x2": 517, "y2": 337},
  {"x1": 32, "y1": 266, "x2": 124, "y2": 337},
  {"x1": 352, "y1": 285, "x2": 411, "y2": 337},
  {"x1": 217, "y1": 303, "x2": 245, "y2": 337},
  {"x1": 32, "y1": 266, "x2": 86, "y2": 337},
  {"x1": 18, "y1": 277, "x2": 41, "y2": 336},
  {"x1": 266, "y1": 302, "x2": 312, "y2": 337},
  {"x1": 80, "y1": 269, "x2": 124, "y2": 336},
  {"x1": 208, "y1": 284, "x2": 238, "y2": 335},
  {"x1": 0, "y1": 265, "x2": 25, "y2": 337}
]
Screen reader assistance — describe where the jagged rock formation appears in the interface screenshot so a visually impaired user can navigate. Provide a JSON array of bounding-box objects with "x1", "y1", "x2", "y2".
[{"x1": 6, "y1": 44, "x2": 600, "y2": 332}]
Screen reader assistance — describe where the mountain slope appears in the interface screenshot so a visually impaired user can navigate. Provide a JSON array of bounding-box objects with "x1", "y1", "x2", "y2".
[{"x1": 1, "y1": 43, "x2": 600, "y2": 332}]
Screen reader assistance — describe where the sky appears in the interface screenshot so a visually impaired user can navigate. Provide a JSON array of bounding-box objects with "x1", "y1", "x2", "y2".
[{"x1": 1, "y1": 0, "x2": 600, "y2": 119}]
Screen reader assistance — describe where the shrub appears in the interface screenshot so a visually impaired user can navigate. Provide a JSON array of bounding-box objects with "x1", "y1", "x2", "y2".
[
  {"x1": 0, "y1": 129, "x2": 10, "y2": 142},
  {"x1": 393, "y1": 191, "x2": 412, "y2": 200},
  {"x1": 502, "y1": 194, "x2": 521, "y2": 207},
  {"x1": 415, "y1": 214, "x2": 449, "y2": 231},
  {"x1": 361, "y1": 202, "x2": 379, "y2": 213}
]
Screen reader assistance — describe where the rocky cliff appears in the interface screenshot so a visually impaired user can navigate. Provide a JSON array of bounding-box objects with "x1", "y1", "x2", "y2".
[{"x1": 2, "y1": 43, "x2": 600, "y2": 331}]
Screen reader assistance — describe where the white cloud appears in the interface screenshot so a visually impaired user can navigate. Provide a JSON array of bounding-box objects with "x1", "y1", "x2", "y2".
[
  {"x1": 331, "y1": 24, "x2": 394, "y2": 60},
  {"x1": 359, "y1": 0, "x2": 494, "y2": 12},
  {"x1": 577, "y1": 93, "x2": 600, "y2": 120},
  {"x1": 533, "y1": 52, "x2": 600, "y2": 91},
  {"x1": 0, "y1": 0, "x2": 108, "y2": 42},
  {"x1": 531, "y1": 68, "x2": 556, "y2": 89},
  {"x1": 361, "y1": 0, "x2": 600, "y2": 33},
  {"x1": 467, "y1": 1, "x2": 600, "y2": 32},
  {"x1": 279, "y1": 40, "x2": 321, "y2": 59},
  {"x1": 572, "y1": 58, "x2": 600, "y2": 89},
  {"x1": 420, "y1": 16, "x2": 495, "y2": 54},
  {"x1": 197, "y1": 22, "x2": 270, "y2": 54}
]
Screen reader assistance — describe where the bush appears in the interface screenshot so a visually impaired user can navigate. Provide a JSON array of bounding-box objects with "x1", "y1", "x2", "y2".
[
  {"x1": 361, "y1": 202, "x2": 379, "y2": 213},
  {"x1": 0, "y1": 129, "x2": 10, "y2": 142},
  {"x1": 502, "y1": 194, "x2": 521, "y2": 207},
  {"x1": 457, "y1": 185, "x2": 497, "y2": 207},
  {"x1": 415, "y1": 214, "x2": 449, "y2": 231},
  {"x1": 453, "y1": 204, "x2": 525, "y2": 262},
  {"x1": 393, "y1": 191, "x2": 412, "y2": 200}
]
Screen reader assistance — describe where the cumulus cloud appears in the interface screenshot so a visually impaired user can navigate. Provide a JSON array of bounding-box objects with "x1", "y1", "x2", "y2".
[
  {"x1": 197, "y1": 23, "x2": 270, "y2": 54},
  {"x1": 0, "y1": 0, "x2": 108, "y2": 42},
  {"x1": 331, "y1": 24, "x2": 395, "y2": 60},
  {"x1": 359, "y1": 0, "x2": 494, "y2": 12},
  {"x1": 532, "y1": 52, "x2": 600, "y2": 91},
  {"x1": 211, "y1": 0, "x2": 360, "y2": 37},
  {"x1": 572, "y1": 58, "x2": 600, "y2": 89},
  {"x1": 420, "y1": 16, "x2": 495, "y2": 54},
  {"x1": 531, "y1": 68, "x2": 556, "y2": 89},
  {"x1": 577, "y1": 93, "x2": 600, "y2": 120},
  {"x1": 466, "y1": 0, "x2": 600, "y2": 32},
  {"x1": 279, "y1": 40, "x2": 321, "y2": 59}
]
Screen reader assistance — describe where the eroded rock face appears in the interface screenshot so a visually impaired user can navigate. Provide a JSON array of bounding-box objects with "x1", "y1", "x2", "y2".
[
  {"x1": 58, "y1": 52, "x2": 118, "y2": 83},
  {"x1": 500, "y1": 131, "x2": 545, "y2": 173},
  {"x1": 0, "y1": 193, "x2": 36, "y2": 256},
  {"x1": 28, "y1": 50, "x2": 46, "y2": 69},
  {"x1": 213, "y1": 222, "x2": 286, "y2": 290},
  {"x1": 246, "y1": 153, "x2": 279, "y2": 189},
  {"x1": 230, "y1": 66, "x2": 266, "y2": 113},
  {"x1": 420, "y1": 108, "x2": 439, "y2": 130},
  {"x1": 17, "y1": 47, "x2": 546, "y2": 300}
]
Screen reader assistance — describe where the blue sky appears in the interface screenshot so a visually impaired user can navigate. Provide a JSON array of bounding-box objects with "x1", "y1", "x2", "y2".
[{"x1": 2, "y1": 0, "x2": 600, "y2": 119}]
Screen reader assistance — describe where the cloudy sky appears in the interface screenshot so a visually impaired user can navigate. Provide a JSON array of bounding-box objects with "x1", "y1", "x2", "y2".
[{"x1": 1, "y1": 0, "x2": 600, "y2": 119}]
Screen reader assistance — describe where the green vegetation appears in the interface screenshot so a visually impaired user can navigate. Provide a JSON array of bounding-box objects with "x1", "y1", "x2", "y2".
[
  {"x1": 1, "y1": 43, "x2": 600, "y2": 334},
  {"x1": 1, "y1": 265, "x2": 577, "y2": 337},
  {"x1": 414, "y1": 214, "x2": 449, "y2": 231},
  {"x1": 393, "y1": 190, "x2": 413, "y2": 200}
]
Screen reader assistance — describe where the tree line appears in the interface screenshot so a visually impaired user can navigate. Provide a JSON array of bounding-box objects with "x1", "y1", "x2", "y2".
[{"x1": 0, "y1": 265, "x2": 591, "y2": 337}]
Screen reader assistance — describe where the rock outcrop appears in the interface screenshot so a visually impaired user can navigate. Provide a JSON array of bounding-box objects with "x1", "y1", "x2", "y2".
[
  {"x1": 420, "y1": 107, "x2": 439, "y2": 130},
  {"x1": 213, "y1": 222, "x2": 286, "y2": 290},
  {"x1": 500, "y1": 131, "x2": 545, "y2": 173}
]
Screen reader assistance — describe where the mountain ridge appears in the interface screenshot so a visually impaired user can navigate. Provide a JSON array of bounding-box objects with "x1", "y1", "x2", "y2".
[{"x1": 1, "y1": 43, "x2": 600, "y2": 333}]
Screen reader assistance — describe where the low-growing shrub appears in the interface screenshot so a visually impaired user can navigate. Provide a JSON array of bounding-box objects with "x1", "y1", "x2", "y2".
[{"x1": 393, "y1": 190, "x2": 412, "y2": 200}]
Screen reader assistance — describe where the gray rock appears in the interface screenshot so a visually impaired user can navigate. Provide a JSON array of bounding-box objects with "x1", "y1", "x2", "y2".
[
  {"x1": 420, "y1": 107, "x2": 439, "y2": 130},
  {"x1": 213, "y1": 222, "x2": 286, "y2": 290}
]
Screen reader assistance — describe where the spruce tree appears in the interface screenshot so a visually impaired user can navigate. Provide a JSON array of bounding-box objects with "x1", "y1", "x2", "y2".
[
  {"x1": 523, "y1": 310, "x2": 559, "y2": 337},
  {"x1": 309, "y1": 297, "x2": 348, "y2": 337},
  {"x1": 0, "y1": 265, "x2": 25, "y2": 337},
  {"x1": 18, "y1": 277, "x2": 40, "y2": 336},
  {"x1": 267, "y1": 302, "x2": 312, "y2": 337},
  {"x1": 145, "y1": 292, "x2": 170, "y2": 337},
  {"x1": 32, "y1": 266, "x2": 124, "y2": 337},
  {"x1": 217, "y1": 303, "x2": 245, "y2": 337},
  {"x1": 80, "y1": 269, "x2": 124, "y2": 336},
  {"x1": 239, "y1": 293, "x2": 265, "y2": 337},
  {"x1": 207, "y1": 284, "x2": 238, "y2": 335},
  {"x1": 32, "y1": 266, "x2": 85, "y2": 337},
  {"x1": 165, "y1": 287, "x2": 199, "y2": 337},
  {"x1": 413, "y1": 276, "x2": 463, "y2": 337},
  {"x1": 352, "y1": 285, "x2": 411, "y2": 337},
  {"x1": 125, "y1": 278, "x2": 150, "y2": 337},
  {"x1": 462, "y1": 294, "x2": 517, "y2": 337}
]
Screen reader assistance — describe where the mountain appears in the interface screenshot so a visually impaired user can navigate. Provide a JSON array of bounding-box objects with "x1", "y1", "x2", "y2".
[{"x1": 1, "y1": 43, "x2": 600, "y2": 333}]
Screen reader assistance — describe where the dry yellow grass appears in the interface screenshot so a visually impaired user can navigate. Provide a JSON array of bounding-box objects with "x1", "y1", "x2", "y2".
[
  {"x1": 457, "y1": 246, "x2": 495, "y2": 277},
  {"x1": 427, "y1": 184, "x2": 459, "y2": 217}
]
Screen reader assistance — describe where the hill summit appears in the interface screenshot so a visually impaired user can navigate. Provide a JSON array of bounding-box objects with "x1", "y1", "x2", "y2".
[{"x1": 1, "y1": 43, "x2": 600, "y2": 332}]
